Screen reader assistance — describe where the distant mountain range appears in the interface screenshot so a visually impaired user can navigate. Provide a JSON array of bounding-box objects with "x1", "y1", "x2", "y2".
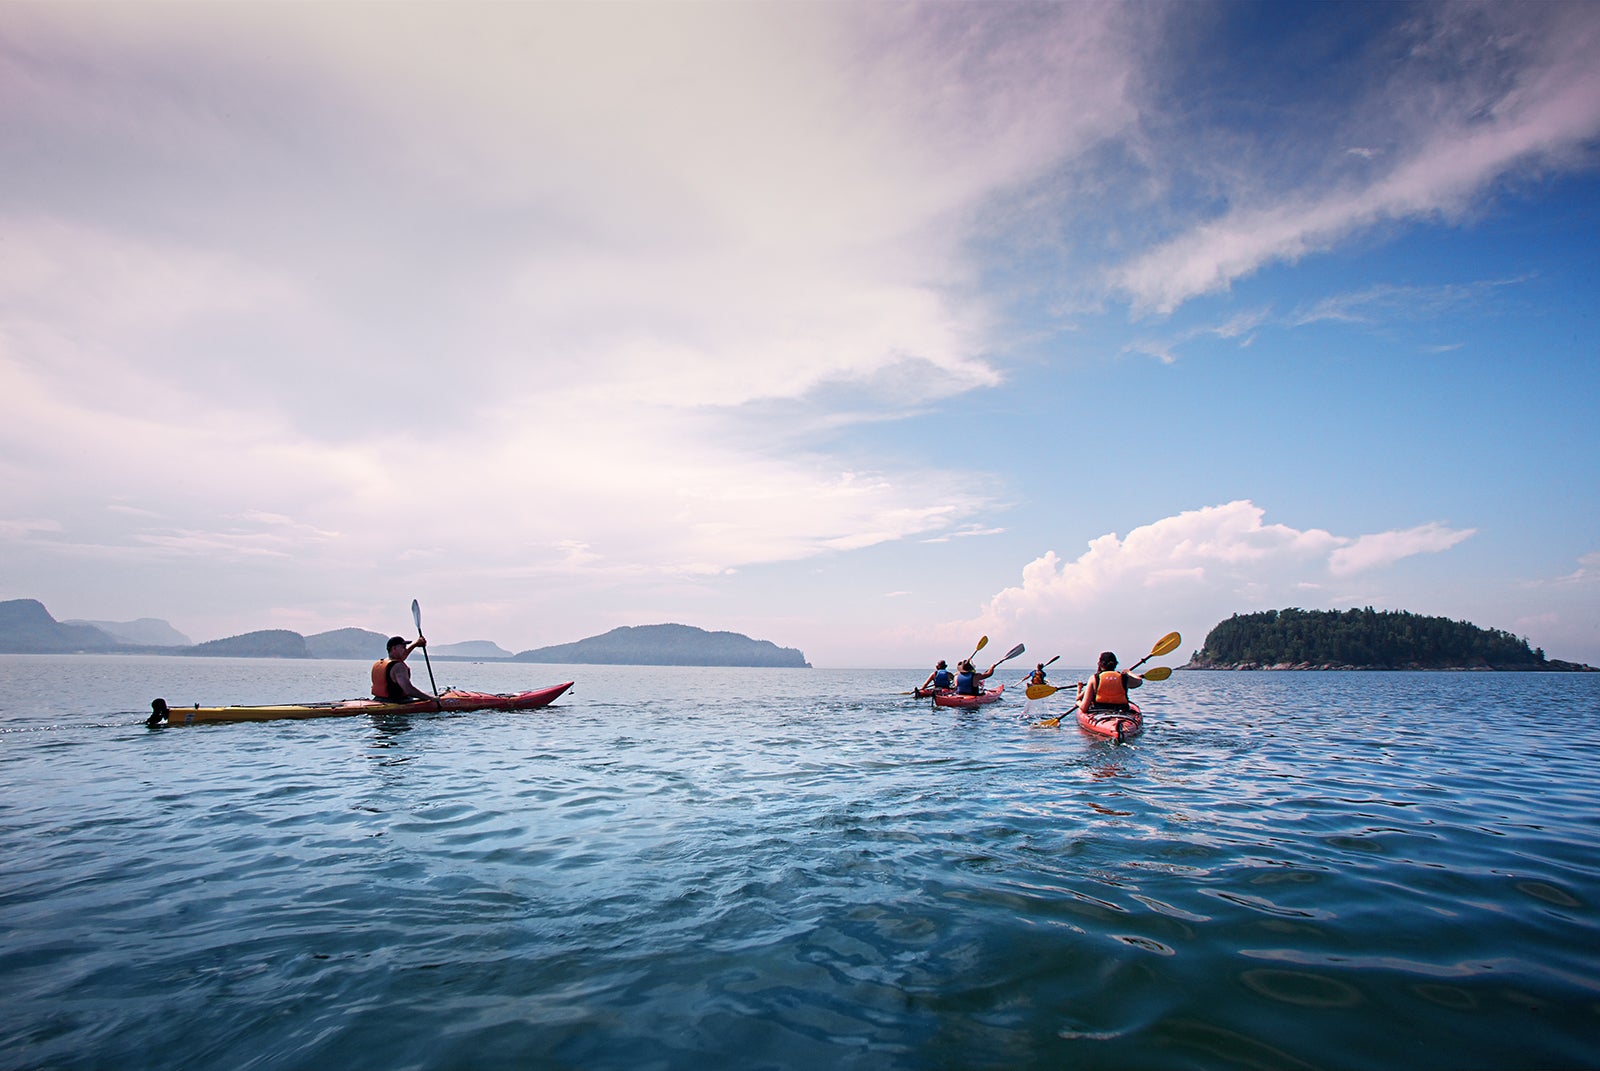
[{"x1": 0, "y1": 599, "x2": 808, "y2": 667}]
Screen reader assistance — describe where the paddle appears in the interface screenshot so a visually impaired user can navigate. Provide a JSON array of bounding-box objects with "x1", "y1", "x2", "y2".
[
  {"x1": 1127, "y1": 630, "x2": 1182, "y2": 674},
  {"x1": 411, "y1": 598, "x2": 440, "y2": 701},
  {"x1": 1032, "y1": 667, "x2": 1172, "y2": 725},
  {"x1": 987, "y1": 642, "x2": 1026, "y2": 672},
  {"x1": 1026, "y1": 662, "x2": 1175, "y2": 701},
  {"x1": 1028, "y1": 632, "x2": 1181, "y2": 726}
]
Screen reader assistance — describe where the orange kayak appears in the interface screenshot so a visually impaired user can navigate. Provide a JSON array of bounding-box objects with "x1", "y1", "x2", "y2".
[{"x1": 1077, "y1": 703, "x2": 1142, "y2": 743}]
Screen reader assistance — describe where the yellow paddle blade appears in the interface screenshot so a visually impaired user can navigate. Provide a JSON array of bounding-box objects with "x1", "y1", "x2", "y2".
[
  {"x1": 1149, "y1": 631, "x2": 1181, "y2": 657},
  {"x1": 973, "y1": 635, "x2": 989, "y2": 654},
  {"x1": 1034, "y1": 715, "x2": 1063, "y2": 728},
  {"x1": 1143, "y1": 666, "x2": 1172, "y2": 681},
  {"x1": 1025, "y1": 683, "x2": 1062, "y2": 700}
]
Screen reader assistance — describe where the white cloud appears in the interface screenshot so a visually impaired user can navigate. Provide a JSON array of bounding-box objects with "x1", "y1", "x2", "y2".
[
  {"x1": 1328, "y1": 522, "x2": 1476, "y2": 576},
  {"x1": 1111, "y1": 5, "x2": 1600, "y2": 313},
  {"x1": 952, "y1": 501, "x2": 1476, "y2": 660}
]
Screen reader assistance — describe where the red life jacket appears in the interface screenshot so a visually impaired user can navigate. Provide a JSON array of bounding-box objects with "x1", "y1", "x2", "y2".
[
  {"x1": 371, "y1": 659, "x2": 396, "y2": 699},
  {"x1": 1089, "y1": 670, "x2": 1128, "y2": 707}
]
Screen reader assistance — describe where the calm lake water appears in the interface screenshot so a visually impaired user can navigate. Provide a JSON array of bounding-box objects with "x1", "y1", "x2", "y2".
[{"x1": 2, "y1": 655, "x2": 1597, "y2": 1071}]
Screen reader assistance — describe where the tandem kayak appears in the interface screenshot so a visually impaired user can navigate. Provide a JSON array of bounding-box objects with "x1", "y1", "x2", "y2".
[
  {"x1": 149, "y1": 681, "x2": 574, "y2": 726},
  {"x1": 932, "y1": 684, "x2": 1005, "y2": 709},
  {"x1": 1077, "y1": 703, "x2": 1142, "y2": 743}
]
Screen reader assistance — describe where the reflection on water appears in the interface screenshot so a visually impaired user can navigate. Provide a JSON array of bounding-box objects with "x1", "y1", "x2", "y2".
[{"x1": 0, "y1": 657, "x2": 1598, "y2": 1070}]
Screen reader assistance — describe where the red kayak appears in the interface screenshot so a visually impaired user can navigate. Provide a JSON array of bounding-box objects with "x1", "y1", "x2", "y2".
[
  {"x1": 1077, "y1": 703, "x2": 1142, "y2": 743},
  {"x1": 151, "y1": 681, "x2": 574, "y2": 726},
  {"x1": 932, "y1": 684, "x2": 1006, "y2": 709}
]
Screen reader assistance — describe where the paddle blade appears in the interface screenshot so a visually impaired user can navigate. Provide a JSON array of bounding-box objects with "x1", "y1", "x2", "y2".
[
  {"x1": 1035, "y1": 716, "x2": 1063, "y2": 729},
  {"x1": 411, "y1": 599, "x2": 422, "y2": 633},
  {"x1": 1149, "y1": 631, "x2": 1181, "y2": 657},
  {"x1": 1025, "y1": 683, "x2": 1061, "y2": 700},
  {"x1": 970, "y1": 635, "x2": 989, "y2": 657},
  {"x1": 1143, "y1": 666, "x2": 1172, "y2": 681}
]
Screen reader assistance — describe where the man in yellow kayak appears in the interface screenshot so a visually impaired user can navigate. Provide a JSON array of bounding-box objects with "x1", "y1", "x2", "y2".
[{"x1": 371, "y1": 635, "x2": 436, "y2": 703}]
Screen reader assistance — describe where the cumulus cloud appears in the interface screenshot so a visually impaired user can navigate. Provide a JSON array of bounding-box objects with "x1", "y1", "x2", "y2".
[{"x1": 954, "y1": 502, "x2": 1475, "y2": 658}]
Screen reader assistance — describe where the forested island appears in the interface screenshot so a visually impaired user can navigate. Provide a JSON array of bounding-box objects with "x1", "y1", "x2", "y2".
[{"x1": 1185, "y1": 608, "x2": 1594, "y2": 671}]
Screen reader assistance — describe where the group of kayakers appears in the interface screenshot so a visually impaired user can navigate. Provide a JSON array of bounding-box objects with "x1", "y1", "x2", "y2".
[
  {"x1": 920, "y1": 649, "x2": 1145, "y2": 714},
  {"x1": 919, "y1": 657, "x2": 1006, "y2": 696}
]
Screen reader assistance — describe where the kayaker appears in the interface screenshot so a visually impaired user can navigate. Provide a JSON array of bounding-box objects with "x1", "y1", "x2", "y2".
[
  {"x1": 372, "y1": 635, "x2": 435, "y2": 703},
  {"x1": 1028, "y1": 663, "x2": 1049, "y2": 687},
  {"x1": 954, "y1": 659, "x2": 995, "y2": 696},
  {"x1": 1077, "y1": 651, "x2": 1142, "y2": 714},
  {"x1": 920, "y1": 660, "x2": 954, "y2": 692}
]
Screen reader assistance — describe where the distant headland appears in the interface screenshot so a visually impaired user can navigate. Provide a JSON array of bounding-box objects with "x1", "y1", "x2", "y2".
[
  {"x1": 514, "y1": 623, "x2": 810, "y2": 668},
  {"x1": 1183, "y1": 608, "x2": 1595, "y2": 671},
  {"x1": 0, "y1": 599, "x2": 810, "y2": 668}
]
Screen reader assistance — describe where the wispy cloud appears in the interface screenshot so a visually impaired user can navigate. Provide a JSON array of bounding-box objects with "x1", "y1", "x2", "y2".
[
  {"x1": 1110, "y1": 5, "x2": 1600, "y2": 314},
  {"x1": 1290, "y1": 277, "x2": 1531, "y2": 327},
  {"x1": 1328, "y1": 522, "x2": 1476, "y2": 576}
]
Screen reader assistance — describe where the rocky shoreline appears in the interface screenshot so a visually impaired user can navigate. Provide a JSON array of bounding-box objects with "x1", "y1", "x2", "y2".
[{"x1": 1181, "y1": 659, "x2": 1596, "y2": 672}]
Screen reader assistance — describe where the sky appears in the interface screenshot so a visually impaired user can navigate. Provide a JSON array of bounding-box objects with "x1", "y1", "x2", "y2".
[{"x1": 2, "y1": 1, "x2": 1598, "y2": 669}]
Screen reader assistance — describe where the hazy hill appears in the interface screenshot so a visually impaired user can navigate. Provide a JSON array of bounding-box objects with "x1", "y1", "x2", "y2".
[
  {"x1": 306, "y1": 628, "x2": 389, "y2": 660},
  {"x1": 514, "y1": 623, "x2": 809, "y2": 667},
  {"x1": 0, "y1": 599, "x2": 120, "y2": 653},
  {"x1": 188, "y1": 630, "x2": 310, "y2": 658},
  {"x1": 430, "y1": 640, "x2": 514, "y2": 659},
  {"x1": 64, "y1": 617, "x2": 191, "y2": 646},
  {"x1": 1186, "y1": 608, "x2": 1595, "y2": 671}
]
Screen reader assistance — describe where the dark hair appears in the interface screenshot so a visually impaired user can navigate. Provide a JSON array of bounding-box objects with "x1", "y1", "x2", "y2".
[
  {"x1": 936, "y1": 660, "x2": 947, "y2": 668},
  {"x1": 1097, "y1": 651, "x2": 1118, "y2": 671},
  {"x1": 387, "y1": 636, "x2": 407, "y2": 651}
]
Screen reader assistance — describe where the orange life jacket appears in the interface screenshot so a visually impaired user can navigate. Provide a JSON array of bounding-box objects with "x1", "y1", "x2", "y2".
[
  {"x1": 1089, "y1": 670, "x2": 1128, "y2": 707},
  {"x1": 371, "y1": 659, "x2": 395, "y2": 699}
]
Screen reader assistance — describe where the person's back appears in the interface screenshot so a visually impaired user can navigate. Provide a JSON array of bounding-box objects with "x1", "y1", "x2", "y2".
[
  {"x1": 955, "y1": 661, "x2": 978, "y2": 695},
  {"x1": 1080, "y1": 651, "x2": 1139, "y2": 712}
]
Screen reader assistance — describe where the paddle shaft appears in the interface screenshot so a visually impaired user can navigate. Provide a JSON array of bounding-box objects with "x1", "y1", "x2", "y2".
[{"x1": 411, "y1": 599, "x2": 440, "y2": 698}]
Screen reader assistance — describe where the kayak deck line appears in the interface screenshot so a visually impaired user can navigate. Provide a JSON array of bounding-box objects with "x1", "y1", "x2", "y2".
[{"x1": 148, "y1": 682, "x2": 574, "y2": 726}]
